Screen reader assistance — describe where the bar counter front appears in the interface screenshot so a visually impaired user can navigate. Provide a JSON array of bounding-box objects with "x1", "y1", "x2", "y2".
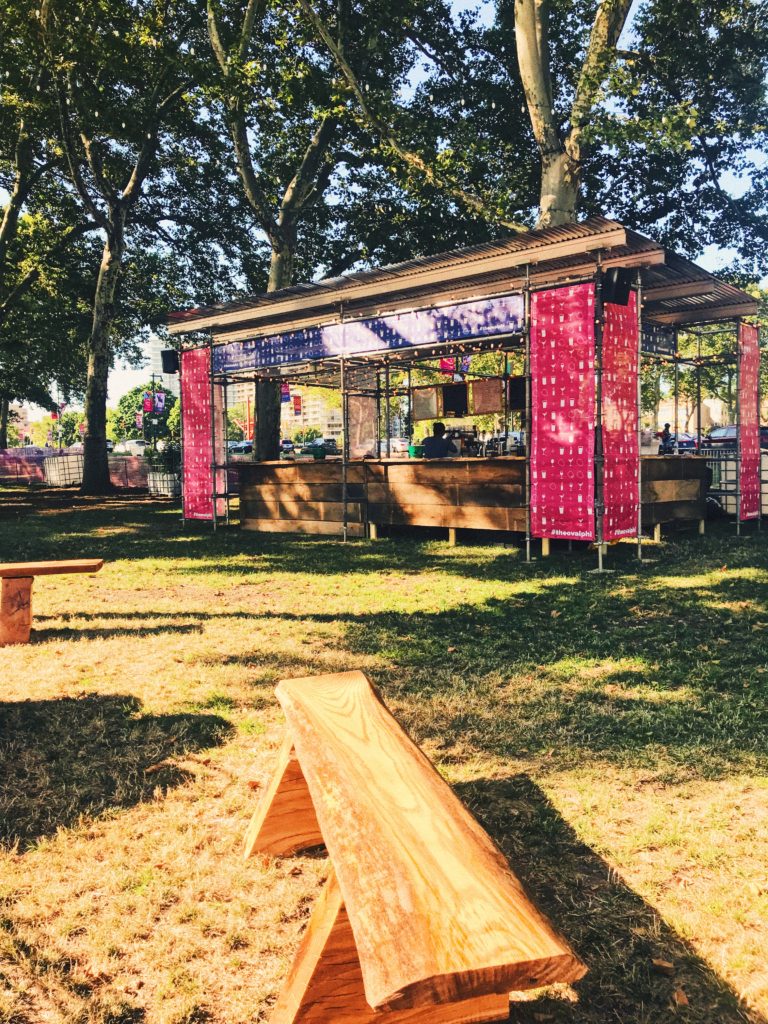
[{"x1": 238, "y1": 455, "x2": 708, "y2": 540}]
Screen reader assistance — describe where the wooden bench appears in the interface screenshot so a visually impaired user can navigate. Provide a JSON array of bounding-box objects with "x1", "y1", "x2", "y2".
[
  {"x1": 245, "y1": 671, "x2": 586, "y2": 1024},
  {"x1": 0, "y1": 560, "x2": 104, "y2": 646}
]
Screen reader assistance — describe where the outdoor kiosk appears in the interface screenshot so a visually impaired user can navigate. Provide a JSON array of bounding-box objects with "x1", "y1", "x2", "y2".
[{"x1": 168, "y1": 217, "x2": 760, "y2": 562}]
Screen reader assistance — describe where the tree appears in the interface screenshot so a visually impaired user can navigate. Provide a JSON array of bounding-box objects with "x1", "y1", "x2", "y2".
[
  {"x1": 112, "y1": 382, "x2": 178, "y2": 444},
  {"x1": 33, "y1": 0, "x2": 212, "y2": 492}
]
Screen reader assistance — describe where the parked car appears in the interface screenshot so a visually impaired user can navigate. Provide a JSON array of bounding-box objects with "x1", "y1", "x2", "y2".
[
  {"x1": 656, "y1": 431, "x2": 698, "y2": 454},
  {"x1": 114, "y1": 438, "x2": 149, "y2": 455},
  {"x1": 703, "y1": 425, "x2": 737, "y2": 449},
  {"x1": 229, "y1": 440, "x2": 253, "y2": 455},
  {"x1": 280, "y1": 438, "x2": 295, "y2": 452},
  {"x1": 702, "y1": 425, "x2": 768, "y2": 450}
]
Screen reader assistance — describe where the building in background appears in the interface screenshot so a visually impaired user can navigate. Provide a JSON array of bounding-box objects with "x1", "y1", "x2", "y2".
[{"x1": 147, "y1": 333, "x2": 180, "y2": 396}]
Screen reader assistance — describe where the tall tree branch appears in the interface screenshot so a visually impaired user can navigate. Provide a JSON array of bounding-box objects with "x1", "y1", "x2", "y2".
[{"x1": 295, "y1": 0, "x2": 529, "y2": 232}]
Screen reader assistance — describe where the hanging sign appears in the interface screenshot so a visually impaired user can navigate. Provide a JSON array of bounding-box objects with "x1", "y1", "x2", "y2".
[
  {"x1": 602, "y1": 295, "x2": 640, "y2": 541},
  {"x1": 154, "y1": 391, "x2": 166, "y2": 414},
  {"x1": 142, "y1": 391, "x2": 153, "y2": 412},
  {"x1": 212, "y1": 293, "x2": 525, "y2": 374},
  {"x1": 739, "y1": 323, "x2": 760, "y2": 521},
  {"x1": 281, "y1": 382, "x2": 291, "y2": 403},
  {"x1": 530, "y1": 284, "x2": 596, "y2": 541},
  {"x1": 51, "y1": 409, "x2": 59, "y2": 421},
  {"x1": 439, "y1": 357, "x2": 456, "y2": 375},
  {"x1": 293, "y1": 395, "x2": 302, "y2": 416},
  {"x1": 135, "y1": 412, "x2": 143, "y2": 429}
]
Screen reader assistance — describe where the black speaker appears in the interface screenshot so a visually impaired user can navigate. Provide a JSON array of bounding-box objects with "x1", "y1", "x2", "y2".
[
  {"x1": 161, "y1": 349, "x2": 180, "y2": 374},
  {"x1": 603, "y1": 267, "x2": 633, "y2": 306},
  {"x1": 442, "y1": 382, "x2": 468, "y2": 418},
  {"x1": 508, "y1": 376, "x2": 526, "y2": 411}
]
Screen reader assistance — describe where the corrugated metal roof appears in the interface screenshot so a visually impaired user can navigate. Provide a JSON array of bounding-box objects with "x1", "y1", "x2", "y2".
[{"x1": 169, "y1": 217, "x2": 758, "y2": 337}]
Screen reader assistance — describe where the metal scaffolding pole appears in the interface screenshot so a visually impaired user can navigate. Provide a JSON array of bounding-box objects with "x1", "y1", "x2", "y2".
[
  {"x1": 209, "y1": 337, "x2": 217, "y2": 532},
  {"x1": 341, "y1": 355, "x2": 349, "y2": 543},
  {"x1": 636, "y1": 273, "x2": 643, "y2": 562},
  {"x1": 594, "y1": 259, "x2": 605, "y2": 572},
  {"x1": 523, "y1": 267, "x2": 532, "y2": 563}
]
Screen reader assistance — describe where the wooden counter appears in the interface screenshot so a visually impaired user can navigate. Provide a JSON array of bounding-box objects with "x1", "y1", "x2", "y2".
[
  {"x1": 239, "y1": 458, "x2": 526, "y2": 537},
  {"x1": 238, "y1": 455, "x2": 709, "y2": 538}
]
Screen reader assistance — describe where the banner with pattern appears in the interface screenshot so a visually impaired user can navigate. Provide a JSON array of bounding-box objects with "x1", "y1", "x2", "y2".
[
  {"x1": 181, "y1": 348, "x2": 226, "y2": 520},
  {"x1": 530, "y1": 284, "x2": 596, "y2": 540},
  {"x1": 739, "y1": 323, "x2": 760, "y2": 521},
  {"x1": 602, "y1": 295, "x2": 640, "y2": 540}
]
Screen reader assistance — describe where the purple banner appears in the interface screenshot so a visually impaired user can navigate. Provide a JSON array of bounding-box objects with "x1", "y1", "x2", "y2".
[{"x1": 212, "y1": 294, "x2": 524, "y2": 374}]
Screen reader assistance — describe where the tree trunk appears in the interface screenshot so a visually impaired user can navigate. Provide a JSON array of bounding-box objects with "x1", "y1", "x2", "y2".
[
  {"x1": 255, "y1": 236, "x2": 295, "y2": 461},
  {"x1": 0, "y1": 397, "x2": 9, "y2": 450},
  {"x1": 537, "y1": 149, "x2": 580, "y2": 228},
  {"x1": 81, "y1": 219, "x2": 125, "y2": 494}
]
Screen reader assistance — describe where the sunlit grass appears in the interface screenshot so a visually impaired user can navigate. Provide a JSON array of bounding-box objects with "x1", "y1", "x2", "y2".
[{"x1": 0, "y1": 486, "x2": 767, "y2": 1022}]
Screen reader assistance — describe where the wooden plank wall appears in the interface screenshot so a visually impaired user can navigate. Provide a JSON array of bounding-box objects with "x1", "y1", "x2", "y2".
[
  {"x1": 239, "y1": 459, "x2": 527, "y2": 536},
  {"x1": 640, "y1": 456, "x2": 709, "y2": 526},
  {"x1": 239, "y1": 456, "x2": 708, "y2": 537}
]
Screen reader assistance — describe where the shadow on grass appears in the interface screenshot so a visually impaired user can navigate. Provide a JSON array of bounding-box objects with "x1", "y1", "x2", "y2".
[
  {"x1": 31, "y1": 622, "x2": 203, "y2": 642},
  {"x1": 0, "y1": 694, "x2": 234, "y2": 850},
  {"x1": 458, "y1": 775, "x2": 765, "y2": 1024}
]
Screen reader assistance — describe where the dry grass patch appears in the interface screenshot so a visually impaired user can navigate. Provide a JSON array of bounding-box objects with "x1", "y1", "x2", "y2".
[{"x1": 0, "y1": 487, "x2": 767, "y2": 1023}]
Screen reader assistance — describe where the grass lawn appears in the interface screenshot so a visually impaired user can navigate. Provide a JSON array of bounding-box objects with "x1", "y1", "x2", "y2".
[{"x1": 0, "y1": 485, "x2": 766, "y2": 1024}]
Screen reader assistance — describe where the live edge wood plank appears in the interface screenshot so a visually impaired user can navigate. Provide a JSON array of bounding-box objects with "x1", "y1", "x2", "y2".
[
  {"x1": 270, "y1": 866, "x2": 510, "y2": 1024},
  {"x1": 274, "y1": 671, "x2": 586, "y2": 1013}
]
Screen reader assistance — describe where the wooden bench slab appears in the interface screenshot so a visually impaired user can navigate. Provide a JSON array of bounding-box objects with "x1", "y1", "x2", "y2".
[
  {"x1": 245, "y1": 671, "x2": 586, "y2": 1023},
  {"x1": 0, "y1": 559, "x2": 103, "y2": 578}
]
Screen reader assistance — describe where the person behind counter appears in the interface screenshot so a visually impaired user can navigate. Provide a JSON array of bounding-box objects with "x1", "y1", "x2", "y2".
[{"x1": 422, "y1": 422, "x2": 459, "y2": 459}]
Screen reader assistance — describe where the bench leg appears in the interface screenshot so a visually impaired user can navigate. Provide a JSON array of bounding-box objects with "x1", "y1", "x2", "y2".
[
  {"x1": 244, "y1": 735, "x2": 324, "y2": 859},
  {"x1": 0, "y1": 577, "x2": 33, "y2": 646},
  {"x1": 270, "y1": 866, "x2": 510, "y2": 1024},
  {"x1": 447, "y1": 528, "x2": 457, "y2": 547},
  {"x1": 653, "y1": 523, "x2": 662, "y2": 543},
  {"x1": 369, "y1": 523, "x2": 378, "y2": 541}
]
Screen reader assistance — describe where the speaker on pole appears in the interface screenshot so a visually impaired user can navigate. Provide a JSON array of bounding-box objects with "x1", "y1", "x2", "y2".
[
  {"x1": 161, "y1": 349, "x2": 180, "y2": 374},
  {"x1": 602, "y1": 267, "x2": 633, "y2": 306}
]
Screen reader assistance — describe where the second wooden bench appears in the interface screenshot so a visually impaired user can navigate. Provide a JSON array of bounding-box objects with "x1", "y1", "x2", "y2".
[{"x1": 0, "y1": 560, "x2": 104, "y2": 646}]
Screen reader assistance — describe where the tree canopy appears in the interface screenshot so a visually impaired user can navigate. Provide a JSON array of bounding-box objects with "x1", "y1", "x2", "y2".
[{"x1": 1, "y1": 0, "x2": 766, "y2": 485}]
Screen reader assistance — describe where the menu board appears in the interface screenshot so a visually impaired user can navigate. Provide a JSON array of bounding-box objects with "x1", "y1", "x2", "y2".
[
  {"x1": 470, "y1": 378, "x2": 504, "y2": 415},
  {"x1": 412, "y1": 386, "x2": 441, "y2": 421},
  {"x1": 739, "y1": 322, "x2": 760, "y2": 520},
  {"x1": 530, "y1": 284, "x2": 596, "y2": 541},
  {"x1": 602, "y1": 295, "x2": 640, "y2": 540}
]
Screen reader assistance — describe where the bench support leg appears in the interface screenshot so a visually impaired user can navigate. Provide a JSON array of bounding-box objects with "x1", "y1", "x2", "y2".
[
  {"x1": 653, "y1": 523, "x2": 662, "y2": 543},
  {"x1": 271, "y1": 867, "x2": 510, "y2": 1024},
  {"x1": 369, "y1": 523, "x2": 378, "y2": 541},
  {"x1": 244, "y1": 736, "x2": 324, "y2": 858},
  {"x1": 0, "y1": 576, "x2": 33, "y2": 646}
]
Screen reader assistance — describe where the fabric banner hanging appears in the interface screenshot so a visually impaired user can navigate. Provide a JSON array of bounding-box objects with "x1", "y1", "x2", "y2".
[
  {"x1": 602, "y1": 295, "x2": 640, "y2": 540},
  {"x1": 738, "y1": 322, "x2": 760, "y2": 521},
  {"x1": 530, "y1": 284, "x2": 596, "y2": 540},
  {"x1": 181, "y1": 347, "x2": 227, "y2": 520}
]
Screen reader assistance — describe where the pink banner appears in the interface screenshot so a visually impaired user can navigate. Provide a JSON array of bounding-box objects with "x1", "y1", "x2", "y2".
[
  {"x1": 602, "y1": 295, "x2": 640, "y2": 540},
  {"x1": 530, "y1": 284, "x2": 596, "y2": 540},
  {"x1": 739, "y1": 323, "x2": 760, "y2": 520},
  {"x1": 181, "y1": 347, "x2": 226, "y2": 520}
]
